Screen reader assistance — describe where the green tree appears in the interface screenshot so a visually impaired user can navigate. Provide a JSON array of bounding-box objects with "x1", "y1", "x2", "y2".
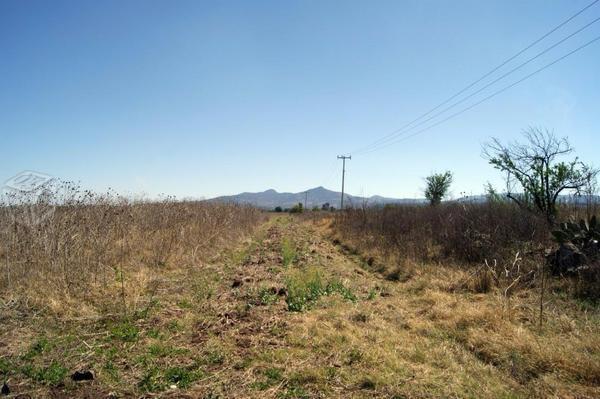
[
  {"x1": 484, "y1": 127, "x2": 597, "y2": 224},
  {"x1": 424, "y1": 171, "x2": 453, "y2": 206},
  {"x1": 289, "y1": 202, "x2": 304, "y2": 214}
]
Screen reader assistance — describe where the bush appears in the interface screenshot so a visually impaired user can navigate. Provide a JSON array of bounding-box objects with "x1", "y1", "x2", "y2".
[
  {"x1": 550, "y1": 216, "x2": 600, "y2": 300},
  {"x1": 289, "y1": 203, "x2": 304, "y2": 214}
]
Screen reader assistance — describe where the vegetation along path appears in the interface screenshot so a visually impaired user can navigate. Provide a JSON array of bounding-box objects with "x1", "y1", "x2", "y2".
[{"x1": 2, "y1": 215, "x2": 599, "y2": 398}]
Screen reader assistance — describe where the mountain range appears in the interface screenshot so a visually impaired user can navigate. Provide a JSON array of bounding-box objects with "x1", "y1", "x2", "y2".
[
  {"x1": 210, "y1": 187, "x2": 600, "y2": 210},
  {"x1": 210, "y1": 186, "x2": 425, "y2": 209}
]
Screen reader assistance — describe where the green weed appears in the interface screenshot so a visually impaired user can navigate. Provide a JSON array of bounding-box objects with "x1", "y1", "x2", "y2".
[
  {"x1": 259, "y1": 287, "x2": 279, "y2": 305},
  {"x1": 22, "y1": 361, "x2": 68, "y2": 386},
  {"x1": 110, "y1": 320, "x2": 139, "y2": 342},
  {"x1": 103, "y1": 360, "x2": 119, "y2": 380},
  {"x1": 177, "y1": 299, "x2": 193, "y2": 309},
  {"x1": 278, "y1": 385, "x2": 310, "y2": 398},
  {"x1": 325, "y1": 280, "x2": 357, "y2": 302},
  {"x1": 367, "y1": 288, "x2": 378, "y2": 300},
  {"x1": 282, "y1": 238, "x2": 297, "y2": 266},
  {"x1": 251, "y1": 367, "x2": 284, "y2": 390},
  {"x1": 204, "y1": 348, "x2": 225, "y2": 365},
  {"x1": 164, "y1": 366, "x2": 202, "y2": 389},
  {"x1": 22, "y1": 337, "x2": 52, "y2": 360},
  {"x1": 286, "y1": 269, "x2": 357, "y2": 312}
]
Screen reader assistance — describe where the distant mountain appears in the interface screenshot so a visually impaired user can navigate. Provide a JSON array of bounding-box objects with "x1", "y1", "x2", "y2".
[{"x1": 210, "y1": 186, "x2": 425, "y2": 209}]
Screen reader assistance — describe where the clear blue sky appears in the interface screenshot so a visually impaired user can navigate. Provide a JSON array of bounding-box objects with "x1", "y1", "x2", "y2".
[{"x1": 1, "y1": 0, "x2": 598, "y2": 199}]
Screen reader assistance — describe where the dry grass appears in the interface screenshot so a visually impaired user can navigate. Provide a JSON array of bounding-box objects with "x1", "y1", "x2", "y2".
[
  {"x1": 0, "y1": 182, "x2": 263, "y2": 318},
  {"x1": 322, "y1": 215, "x2": 600, "y2": 398},
  {"x1": 333, "y1": 202, "x2": 552, "y2": 265},
  {"x1": 0, "y1": 198, "x2": 598, "y2": 398}
]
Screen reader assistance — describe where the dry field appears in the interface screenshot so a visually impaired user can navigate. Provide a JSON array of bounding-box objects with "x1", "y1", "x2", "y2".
[{"x1": 1, "y1": 204, "x2": 599, "y2": 398}]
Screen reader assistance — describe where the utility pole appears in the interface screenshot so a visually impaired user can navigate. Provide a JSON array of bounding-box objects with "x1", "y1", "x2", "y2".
[
  {"x1": 304, "y1": 191, "x2": 308, "y2": 210},
  {"x1": 337, "y1": 155, "x2": 351, "y2": 210}
]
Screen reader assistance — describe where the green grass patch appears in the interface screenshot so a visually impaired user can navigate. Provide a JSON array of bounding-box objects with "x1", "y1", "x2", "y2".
[
  {"x1": 103, "y1": 360, "x2": 120, "y2": 381},
  {"x1": 259, "y1": 287, "x2": 279, "y2": 305},
  {"x1": 366, "y1": 288, "x2": 378, "y2": 300},
  {"x1": 109, "y1": 320, "x2": 139, "y2": 342},
  {"x1": 164, "y1": 366, "x2": 202, "y2": 389},
  {"x1": 22, "y1": 361, "x2": 68, "y2": 386},
  {"x1": 281, "y1": 237, "x2": 297, "y2": 266},
  {"x1": 138, "y1": 364, "x2": 204, "y2": 392},
  {"x1": 146, "y1": 328, "x2": 162, "y2": 339},
  {"x1": 0, "y1": 358, "x2": 13, "y2": 375},
  {"x1": 148, "y1": 343, "x2": 189, "y2": 358},
  {"x1": 192, "y1": 275, "x2": 215, "y2": 303},
  {"x1": 286, "y1": 268, "x2": 357, "y2": 312},
  {"x1": 277, "y1": 385, "x2": 310, "y2": 399},
  {"x1": 167, "y1": 320, "x2": 183, "y2": 333},
  {"x1": 204, "y1": 348, "x2": 225, "y2": 365},
  {"x1": 177, "y1": 299, "x2": 193, "y2": 309},
  {"x1": 251, "y1": 367, "x2": 284, "y2": 391},
  {"x1": 21, "y1": 337, "x2": 52, "y2": 360}
]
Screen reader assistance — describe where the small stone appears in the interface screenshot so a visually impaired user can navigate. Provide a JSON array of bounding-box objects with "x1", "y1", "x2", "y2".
[
  {"x1": 169, "y1": 384, "x2": 178, "y2": 389},
  {"x1": 71, "y1": 370, "x2": 94, "y2": 381}
]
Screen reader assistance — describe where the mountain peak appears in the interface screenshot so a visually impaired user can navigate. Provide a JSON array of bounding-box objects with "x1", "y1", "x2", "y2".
[
  {"x1": 211, "y1": 187, "x2": 423, "y2": 209},
  {"x1": 307, "y1": 186, "x2": 329, "y2": 193}
]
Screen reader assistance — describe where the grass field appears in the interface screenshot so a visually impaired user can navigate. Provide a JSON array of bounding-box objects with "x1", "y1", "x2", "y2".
[{"x1": 1, "y1": 213, "x2": 598, "y2": 398}]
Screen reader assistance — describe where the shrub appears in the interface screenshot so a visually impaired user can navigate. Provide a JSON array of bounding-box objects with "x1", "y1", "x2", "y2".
[
  {"x1": 550, "y1": 216, "x2": 600, "y2": 300},
  {"x1": 551, "y1": 216, "x2": 599, "y2": 259},
  {"x1": 289, "y1": 202, "x2": 304, "y2": 214}
]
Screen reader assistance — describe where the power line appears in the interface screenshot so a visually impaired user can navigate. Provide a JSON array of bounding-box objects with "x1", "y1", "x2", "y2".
[
  {"x1": 322, "y1": 158, "x2": 340, "y2": 188},
  {"x1": 353, "y1": 15, "x2": 600, "y2": 155},
  {"x1": 351, "y1": 0, "x2": 600, "y2": 155},
  {"x1": 357, "y1": 33, "x2": 600, "y2": 156}
]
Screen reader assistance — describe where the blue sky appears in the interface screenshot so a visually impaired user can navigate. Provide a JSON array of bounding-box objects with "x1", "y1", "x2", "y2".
[{"x1": 1, "y1": 0, "x2": 598, "y2": 199}]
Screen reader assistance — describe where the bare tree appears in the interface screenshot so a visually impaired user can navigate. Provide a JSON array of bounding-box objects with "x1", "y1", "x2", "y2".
[{"x1": 484, "y1": 127, "x2": 597, "y2": 224}]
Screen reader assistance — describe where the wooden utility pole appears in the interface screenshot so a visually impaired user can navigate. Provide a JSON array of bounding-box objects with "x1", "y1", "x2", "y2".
[
  {"x1": 337, "y1": 155, "x2": 351, "y2": 209},
  {"x1": 304, "y1": 191, "x2": 308, "y2": 210}
]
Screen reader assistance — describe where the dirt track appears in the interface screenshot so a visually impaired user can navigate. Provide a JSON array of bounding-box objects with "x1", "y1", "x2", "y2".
[{"x1": 3, "y1": 215, "x2": 599, "y2": 398}]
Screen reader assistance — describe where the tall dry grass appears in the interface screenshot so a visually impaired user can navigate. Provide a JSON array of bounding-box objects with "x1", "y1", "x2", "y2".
[
  {"x1": 333, "y1": 201, "x2": 600, "y2": 300},
  {"x1": 0, "y1": 181, "x2": 263, "y2": 316},
  {"x1": 334, "y1": 202, "x2": 550, "y2": 264}
]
